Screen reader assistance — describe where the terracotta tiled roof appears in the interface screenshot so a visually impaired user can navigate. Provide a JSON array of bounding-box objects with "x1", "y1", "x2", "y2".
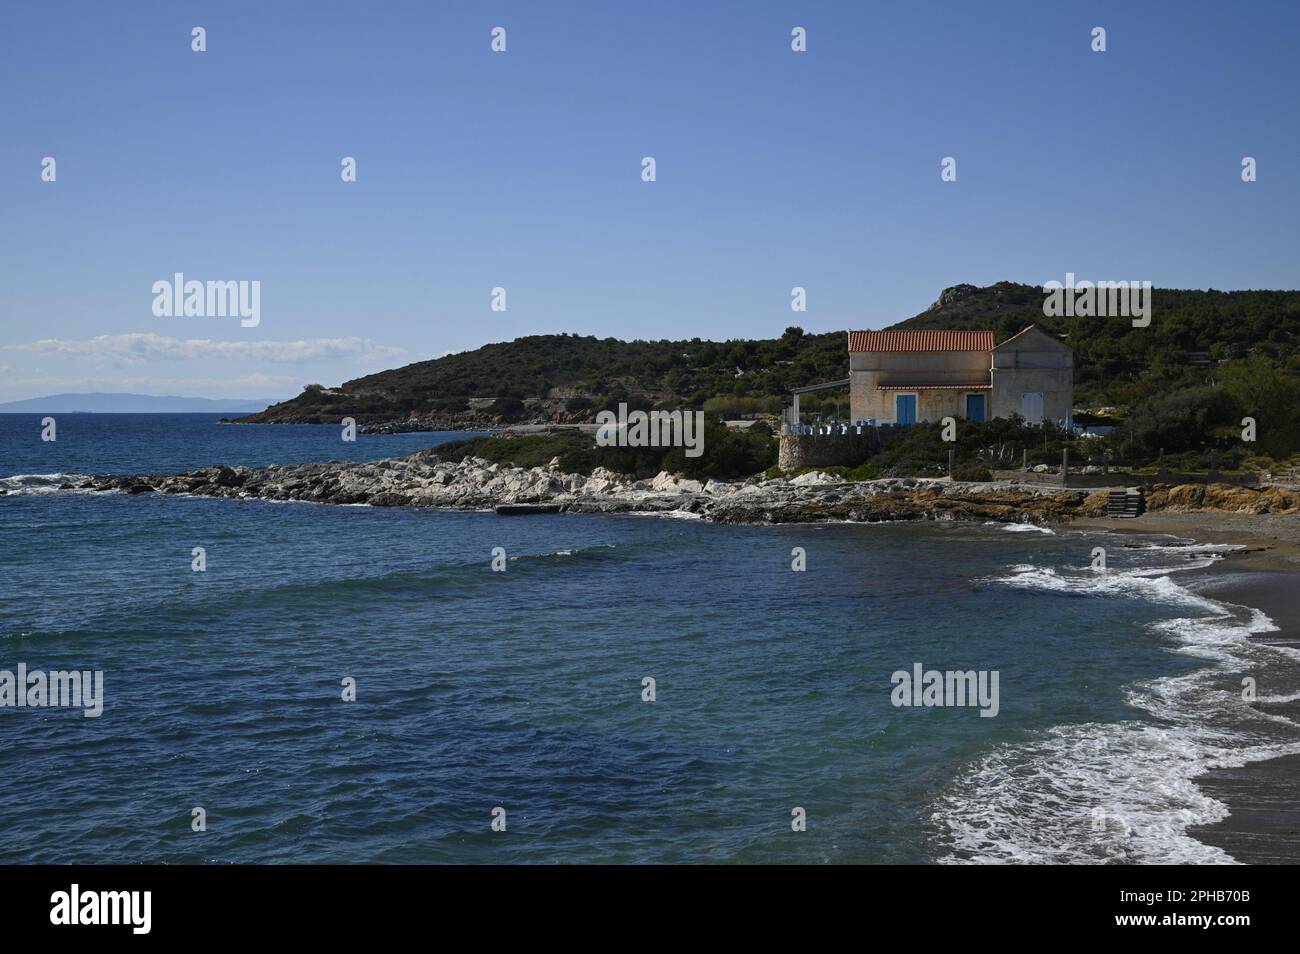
[
  {"x1": 877, "y1": 382, "x2": 991, "y2": 390},
  {"x1": 848, "y1": 330, "x2": 995, "y2": 352}
]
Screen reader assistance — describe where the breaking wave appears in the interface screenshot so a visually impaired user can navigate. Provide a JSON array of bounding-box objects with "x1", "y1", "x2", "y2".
[
  {"x1": 0, "y1": 473, "x2": 90, "y2": 495},
  {"x1": 933, "y1": 553, "x2": 1300, "y2": 864},
  {"x1": 992, "y1": 521, "x2": 1056, "y2": 534}
]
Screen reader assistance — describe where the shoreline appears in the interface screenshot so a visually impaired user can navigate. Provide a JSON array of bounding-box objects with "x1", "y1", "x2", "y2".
[
  {"x1": 10, "y1": 453, "x2": 1300, "y2": 863},
  {"x1": 1072, "y1": 512, "x2": 1300, "y2": 864},
  {"x1": 11, "y1": 442, "x2": 1298, "y2": 531},
  {"x1": 27, "y1": 451, "x2": 1118, "y2": 525}
]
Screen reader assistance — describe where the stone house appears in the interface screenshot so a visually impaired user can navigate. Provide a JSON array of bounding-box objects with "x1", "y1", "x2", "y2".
[{"x1": 847, "y1": 325, "x2": 1073, "y2": 426}]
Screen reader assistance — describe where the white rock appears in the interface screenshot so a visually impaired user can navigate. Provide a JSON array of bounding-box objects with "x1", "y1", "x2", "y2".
[
  {"x1": 789, "y1": 471, "x2": 838, "y2": 486},
  {"x1": 648, "y1": 471, "x2": 705, "y2": 493}
]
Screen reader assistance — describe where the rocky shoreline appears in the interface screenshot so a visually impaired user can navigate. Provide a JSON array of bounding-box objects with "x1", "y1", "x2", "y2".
[
  {"x1": 30, "y1": 451, "x2": 1300, "y2": 525},
  {"x1": 37, "y1": 450, "x2": 1097, "y2": 524}
]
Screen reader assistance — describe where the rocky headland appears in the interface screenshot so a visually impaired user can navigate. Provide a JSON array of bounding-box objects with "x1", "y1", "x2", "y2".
[{"x1": 37, "y1": 451, "x2": 1300, "y2": 526}]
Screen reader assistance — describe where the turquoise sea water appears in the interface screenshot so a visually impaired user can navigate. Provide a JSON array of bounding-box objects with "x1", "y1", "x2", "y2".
[{"x1": 2, "y1": 414, "x2": 1297, "y2": 863}]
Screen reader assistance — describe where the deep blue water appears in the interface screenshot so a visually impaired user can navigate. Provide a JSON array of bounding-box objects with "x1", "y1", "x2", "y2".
[{"x1": 1, "y1": 414, "x2": 1295, "y2": 863}]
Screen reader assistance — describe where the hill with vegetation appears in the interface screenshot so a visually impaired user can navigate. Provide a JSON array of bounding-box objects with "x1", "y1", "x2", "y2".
[
  {"x1": 893, "y1": 281, "x2": 1300, "y2": 408},
  {"x1": 239, "y1": 281, "x2": 1300, "y2": 461},
  {"x1": 895, "y1": 282, "x2": 1300, "y2": 460},
  {"x1": 237, "y1": 327, "x2": 848, "y2": 425}
]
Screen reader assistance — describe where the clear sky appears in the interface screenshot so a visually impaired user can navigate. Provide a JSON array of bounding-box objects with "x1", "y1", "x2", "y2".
[{"x1": 2, "y1": 0, "x2": 1297, "y2": 402}]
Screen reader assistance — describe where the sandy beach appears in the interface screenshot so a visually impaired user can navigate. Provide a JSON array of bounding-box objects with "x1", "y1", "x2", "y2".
[{"x1": 1071, "y1": 510, "x2": 1300, "y2": 864}]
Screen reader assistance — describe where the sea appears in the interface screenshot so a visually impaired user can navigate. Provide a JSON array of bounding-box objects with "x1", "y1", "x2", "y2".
[{"x1": 2, "y1": 413, "x2": 1298, "y2": 864}]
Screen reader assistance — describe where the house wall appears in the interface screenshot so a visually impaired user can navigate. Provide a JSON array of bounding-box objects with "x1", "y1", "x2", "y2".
[
  {"x1": 989, "y1": 328, "x2": 1073, "y2": 424},
  {"x1": 849, "y1": 349, "x2": 988, "y2": 382},
  {"x1": 849, "y1": 350, "x2": 989, "y2": 423},
  {"x1": 849, "y1": 374, "x2": 991, "y2": 423}
]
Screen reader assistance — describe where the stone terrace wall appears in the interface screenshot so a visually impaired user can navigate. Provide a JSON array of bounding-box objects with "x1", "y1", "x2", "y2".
[{"x1": 778, "y1": 431, "x2": 879, "y2": 470}]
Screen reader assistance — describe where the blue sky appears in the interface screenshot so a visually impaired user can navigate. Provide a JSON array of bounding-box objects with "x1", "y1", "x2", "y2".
[{"x1": 2, "y1": 0, "x2": 1297, "y2": 402}]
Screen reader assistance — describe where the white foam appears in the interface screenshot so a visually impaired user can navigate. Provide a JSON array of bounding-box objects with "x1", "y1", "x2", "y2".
[
  {"x1": 622, "y1": 508, "x2": 704, "y2": 520},
  {"x1": 936, "y1": 554, "x2": 1300, "y2": 864},
  {"x1": 934, "y1": 719, "x2": 1300, "y2": 864},
  {"x1": 1140, "y1": 542, "x2": 1246, "y2": 553},
  {"x1": 0, "y1": 473, "x2": 91, "y2": 495},
  {"x1": 986, "y1": 563, "x2": 1227, "y2": 611},
  {"x1": 507, "y1": 543, "x2": 615, "y2": 562},
  {"x1": 1259, "y1": 690, "x2": 1300, "y2": 704}
]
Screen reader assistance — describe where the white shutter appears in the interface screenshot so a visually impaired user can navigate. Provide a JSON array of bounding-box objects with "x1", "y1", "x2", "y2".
[{"x1": 1021, "y1": 392, "x2": 1044, "y2": 422}]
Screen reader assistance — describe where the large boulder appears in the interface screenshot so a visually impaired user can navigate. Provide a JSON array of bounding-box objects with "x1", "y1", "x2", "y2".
[
  {"x1": 1147, "y1": 483, "x2": 1300, "y2": 514},
  {"x1": 789, "y1": 470, "x2": 838, "y2": 487},
  {"x1": 649, "y1": 471, "x2": 703, "y2": 494},
  {"x1": 582, "y1": 467, "x2": 626, "y2": 494},
  {"x1": 1078, "y1": 490, "x2": 1111, "y2": 517}
]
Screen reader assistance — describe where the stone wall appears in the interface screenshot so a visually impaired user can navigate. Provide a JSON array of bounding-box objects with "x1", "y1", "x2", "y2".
[
  {"x1": 849, "y1": 349, "x2": 989, "y2": 423},
  {"x1": 778, "y1": 430, "x2": 880, "y2": 470},
  {"x1": 990, "y1": 326, "x2": 1073, "y2": 424}
]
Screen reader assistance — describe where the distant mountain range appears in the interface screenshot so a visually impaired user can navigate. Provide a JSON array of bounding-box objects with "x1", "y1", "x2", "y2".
[{"x1": 0, "y1": 393, "x2": 279, "y2": 413}]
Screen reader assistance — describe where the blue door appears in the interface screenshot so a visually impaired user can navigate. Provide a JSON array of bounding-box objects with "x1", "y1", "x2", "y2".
[
  {"x1": 966, "y1": 393, "x2": 986, "y2": 422},
  {"x1": 895, "y1": 394, "x2": 917, "y2": 426}
]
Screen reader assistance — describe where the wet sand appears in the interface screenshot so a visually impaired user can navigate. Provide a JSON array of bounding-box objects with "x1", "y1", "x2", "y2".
[{"x1": 1071, "y1": 511, "x2": 1300, "y2": 864}]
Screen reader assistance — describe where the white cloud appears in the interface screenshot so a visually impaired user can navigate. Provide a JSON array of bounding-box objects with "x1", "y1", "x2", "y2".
[{"x1": 5, "y1": 334, "x2": 406, "y2": 364}]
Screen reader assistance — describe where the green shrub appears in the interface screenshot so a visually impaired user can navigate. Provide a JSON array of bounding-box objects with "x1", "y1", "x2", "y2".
[
  {"x1": 951, "y1": 464, "x2": 993, "y2": 482},
  {"x1": 433, "y1": 423, "x2": 777, "y2": 481},
  {"x1": 701, "y1": 395, "x2": 783, "y2": 418},
  {"x1": 1108, "y1": 385, "x2": 1234, "y2": 458}
]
